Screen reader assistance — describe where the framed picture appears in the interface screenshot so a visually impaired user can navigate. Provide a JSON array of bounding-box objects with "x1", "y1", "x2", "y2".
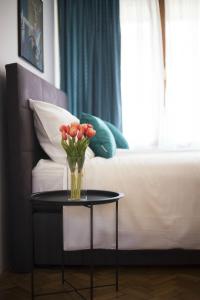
[{"x1": 18, "y1": 0, "x2": 44, "y2": 72}]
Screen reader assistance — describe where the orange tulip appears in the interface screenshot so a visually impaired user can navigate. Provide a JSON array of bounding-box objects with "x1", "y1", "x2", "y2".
[
  {"x1": 80, "y1": 123, "x2": 88, "y2": 133},
  {"x1": 69, "y1": 126, "x2": 77, "y2": 137},
  {"x1": 59, "y1": 124, "x2": 69, "y2": 133},
  {"x1": 77, "y1": 129, "x2": 84, "y2": 140},
  {"x1": 85, "y1": 128, "x2": 96, "y2": 138},
  {"x1": 70, "y1": 122, "x2": 79, "y2": 130}
]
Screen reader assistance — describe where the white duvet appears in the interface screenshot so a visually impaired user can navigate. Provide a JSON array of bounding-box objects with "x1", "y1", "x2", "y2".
[{"x1": 32, "y1": 149, "x2": 200, "y2": 251}]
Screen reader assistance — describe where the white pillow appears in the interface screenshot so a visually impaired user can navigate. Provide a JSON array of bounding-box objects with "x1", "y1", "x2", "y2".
[{"x1": 29, "y1": 99, "x2": 95, "y2": 164}]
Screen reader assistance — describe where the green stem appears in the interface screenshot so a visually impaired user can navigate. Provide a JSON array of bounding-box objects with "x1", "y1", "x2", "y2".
[
  {"x1": 70, "y1": 172, "x2": 76, "y2": 199},
  {"x1": 76, "y1": 171, "x2": 82, "y2": 199},
  {"x1": 70, "y1": 170, "x2": 83, "y2": 199}
]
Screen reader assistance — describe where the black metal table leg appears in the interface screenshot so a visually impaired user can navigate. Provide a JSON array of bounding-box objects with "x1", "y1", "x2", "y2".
[
  {"x1": 116, "y1": 200, "x2": 119, "y2": 291},
  {"x1": 90, "y1": 205, "x2": 94, "y2": 300},
  {"x1": 61, "y1": 209, "x2": 65, "y2": 284},
  {"x1": 31, "y1": 209, "x2": 35, "y2": 300}
]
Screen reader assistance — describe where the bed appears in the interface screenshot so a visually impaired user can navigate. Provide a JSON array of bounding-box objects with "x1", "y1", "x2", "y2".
[
  {"x1": 5, "y1": 63, "x2": 200, "y2": 273},
  {"x1": 33, "y1": 150, "x2": 200, "y2": 252}
]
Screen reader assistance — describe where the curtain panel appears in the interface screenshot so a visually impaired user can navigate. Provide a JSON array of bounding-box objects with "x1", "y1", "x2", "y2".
[{"x1": 58, "y1": 0, "x2": 122, "y2": 130}]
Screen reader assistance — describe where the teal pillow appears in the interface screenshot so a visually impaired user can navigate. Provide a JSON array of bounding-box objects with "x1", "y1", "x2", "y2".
[
  {"x1": 105, "y1": 121, "x2": 129, "y2": 149},
  {"x1": 80, "y1": 113, "x2": 116, "y2": 158}
]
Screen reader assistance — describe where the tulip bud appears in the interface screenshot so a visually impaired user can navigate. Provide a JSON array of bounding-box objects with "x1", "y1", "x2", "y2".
[
  {"x1": 85, "y1": 128, "x2": 96, "y2": 138},
  {"x1": 70, "y1": 122, "x2": 79, "y2": 130},
  {"x1": 80, "y1": 123, "x2": 88, "y2": 133},
  {"x1": 69, "y1": 126, "x2": 77, "y2": 137},
  {"x1": 59, "y1": 124, "x2": 69, "y2": 133},
  {"x1": 77, "y1": 129, "x2": 84, "y2": 140}
]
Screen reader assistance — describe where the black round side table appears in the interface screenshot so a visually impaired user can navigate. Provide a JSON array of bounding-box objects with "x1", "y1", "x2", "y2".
[{"x1": 30, "y1": 190, "x2": 124, "y2": 300}]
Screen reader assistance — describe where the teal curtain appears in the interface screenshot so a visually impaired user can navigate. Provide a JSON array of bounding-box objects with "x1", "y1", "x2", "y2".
[{"x1": 58, "y1": 0, "x2": 122, "y2": 130}]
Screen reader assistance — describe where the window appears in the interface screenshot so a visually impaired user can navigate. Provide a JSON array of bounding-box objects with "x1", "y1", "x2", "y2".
[
  {"x1": 120, "y1": 0, "x2": 200, "y2": 150},
  {"x1": 164, "y1": 0, "x2": 200, "y2": 149}
]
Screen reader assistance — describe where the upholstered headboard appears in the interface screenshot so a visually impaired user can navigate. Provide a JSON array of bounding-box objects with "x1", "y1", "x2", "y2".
[{"x1": 5, "y1": 63, "x2": 67, "y2": 272}]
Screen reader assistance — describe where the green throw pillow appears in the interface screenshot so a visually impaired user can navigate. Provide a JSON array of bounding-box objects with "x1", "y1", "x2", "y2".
[
  {"x1": 80, "y1": 113, "x2": 116, "y2": 158},
  {"x1": 105, "y1": 121, "x2": 129, "y2": 149}
]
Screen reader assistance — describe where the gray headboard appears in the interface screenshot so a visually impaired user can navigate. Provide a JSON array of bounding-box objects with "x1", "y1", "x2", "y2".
[{"x1": 5, "y1": 63, "x2": 67, "y2": 272}]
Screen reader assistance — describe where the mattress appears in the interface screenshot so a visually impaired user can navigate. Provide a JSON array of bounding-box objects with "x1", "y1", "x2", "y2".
[{"x1": 32, "y1": 149, "x2": 200, "y2": 251}]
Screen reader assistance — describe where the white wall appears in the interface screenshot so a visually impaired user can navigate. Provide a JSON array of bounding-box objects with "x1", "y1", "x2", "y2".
[{"x1": 0, "y1": 0, "x2": 56, "y2": 274}]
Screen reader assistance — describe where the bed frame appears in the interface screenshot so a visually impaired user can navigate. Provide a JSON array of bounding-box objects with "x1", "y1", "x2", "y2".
[{"x1": 5, "y1": 63, "x2": 200, "y2": 272}]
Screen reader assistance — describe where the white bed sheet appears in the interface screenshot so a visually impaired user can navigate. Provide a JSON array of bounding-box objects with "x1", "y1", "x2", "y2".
[{"x1": 32, "y1": 150, "x2": 200, "y2": 251}]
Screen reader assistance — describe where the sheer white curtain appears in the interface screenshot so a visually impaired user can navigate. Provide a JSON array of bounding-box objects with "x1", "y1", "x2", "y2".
[
  {"x1": 120, "y1": 0, "x2": 164, "y2": 149},
  {"x1": 163, "y1": 0, "x2": 200, "y2": 149}
]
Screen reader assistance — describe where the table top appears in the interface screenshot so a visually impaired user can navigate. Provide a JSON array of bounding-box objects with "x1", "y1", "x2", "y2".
[{"x1": 31, "y1": 190, "x2": 124, "y2": 206}]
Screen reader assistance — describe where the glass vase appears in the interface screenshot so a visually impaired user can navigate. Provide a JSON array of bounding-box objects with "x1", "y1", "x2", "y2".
[{"x1": 67, "y1": 155, "x2": 87, "y2": 200}]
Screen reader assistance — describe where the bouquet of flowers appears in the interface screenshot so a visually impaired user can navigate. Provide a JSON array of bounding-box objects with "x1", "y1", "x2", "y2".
[{"x1": 59, "y1": 122, "x2": 96, "y2": 199}]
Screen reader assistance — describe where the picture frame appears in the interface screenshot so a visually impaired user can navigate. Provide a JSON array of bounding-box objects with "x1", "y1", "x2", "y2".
[{"x1": 18, "y1": 0, "x2": 44, "y2": 72}]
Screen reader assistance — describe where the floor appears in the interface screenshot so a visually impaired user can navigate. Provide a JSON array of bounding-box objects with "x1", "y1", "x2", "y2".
[{"x1": 0, "y1": 266, "x2": 200, "y2": 300}]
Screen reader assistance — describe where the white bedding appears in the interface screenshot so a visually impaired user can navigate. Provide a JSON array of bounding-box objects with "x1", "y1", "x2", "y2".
[{"x1": 32, "y1": 149, "x2": 200, "y2": 251}]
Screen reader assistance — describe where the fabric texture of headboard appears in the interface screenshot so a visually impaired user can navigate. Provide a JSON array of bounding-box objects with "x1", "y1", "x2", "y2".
[{"x1": 5, "y1": 63, "x2": 67, "y2": 272}]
